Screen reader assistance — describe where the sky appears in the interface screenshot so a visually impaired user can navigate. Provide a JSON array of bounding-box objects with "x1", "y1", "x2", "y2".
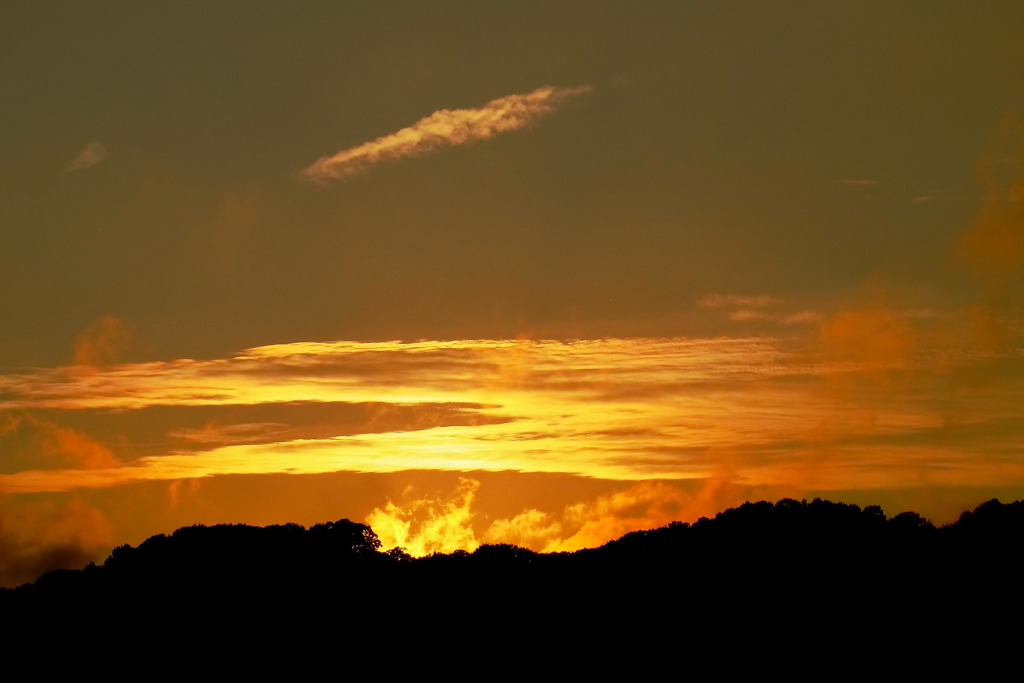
[{"x1": 3, "y1": 1, "x2": 1024, "y2": 586}]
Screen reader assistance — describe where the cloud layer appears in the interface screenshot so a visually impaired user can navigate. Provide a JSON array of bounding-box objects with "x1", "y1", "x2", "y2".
[
  {"x1": 2, "y1": 332, "x2": 1024, "y2": 496},
  {"x1": 300, "y1": 86, "x2": 590, "y2": 182}
]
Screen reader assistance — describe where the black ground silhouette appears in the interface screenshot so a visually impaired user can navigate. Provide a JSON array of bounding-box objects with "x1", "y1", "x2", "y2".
[{"x1": 5, "y1": 497, "x2": 1023, "y2": 654}]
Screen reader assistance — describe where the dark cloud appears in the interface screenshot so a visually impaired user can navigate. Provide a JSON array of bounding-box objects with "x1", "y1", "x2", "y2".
[
  {"x1": 14, "y1": 402, "x2": 514, "y2": 462},
  {"x1": 0, "y1": 498, "x2": 112, "y2": 588}
]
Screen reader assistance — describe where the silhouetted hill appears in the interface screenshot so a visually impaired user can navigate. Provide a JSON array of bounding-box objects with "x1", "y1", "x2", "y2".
[{"x1": 5, "y1": 497, "x2": 1024, "y2": 654}]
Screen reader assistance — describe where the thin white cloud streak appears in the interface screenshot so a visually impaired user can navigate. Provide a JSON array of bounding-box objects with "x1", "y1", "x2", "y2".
[
  {"x1": 299, "y1": 85, "x2": 591, "y2": 182},
  {"x1": 699, "y1": 294, "x2": 784, "y2": 308},
  {"x1": 697, "y1": 295, "x2": 821, "y2": 325},
  {"x1": 729, "y1": 309, "x2": 774, "y2": 321},
  {"x1": 781, "y1": 310, "x2": 825, "y2": 324},
  {"x1": 65, "y1": 142, "x2": 108, "y2": 172},
  {"x1": 911, "y1": 190, "x2": 963, "y2": 204},
  {"x1": 727, "y1": 309, "x2": 824, "y2": 324}
]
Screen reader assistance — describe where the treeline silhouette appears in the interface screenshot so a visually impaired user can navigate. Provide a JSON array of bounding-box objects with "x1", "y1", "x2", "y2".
[{"x1": 5, "y1": 497, "x2": 1023, "y2": 650}]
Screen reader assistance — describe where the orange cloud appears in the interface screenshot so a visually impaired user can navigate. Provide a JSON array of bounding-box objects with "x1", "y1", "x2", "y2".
[
  {"x1": 534, "y1": 477, "x2": 780, "y2": 552},
  {"x1": 541, "y1": 481, "x2": 691, "y2": 552},
  {"x1": 44, "y1": 422, "x2": 119, "y2": 470},
  {"x1": 819, "y1": 307, "x2": 917, "y2": 369},
  {"x1": 300, "y1": 85, "x2": 591, "y2": 182},
  {"x1": 0, "y1": 498, "x2": 113, "y2": 588},
  {"x1": 0, "y1": 413, "x2": 118, "y2": 471},
  {"x1": 73, "y1": 316, "x2": 133, "y2": 367},
  {"x1": 482, "y1": 509, "x2": 562, "y2": 549},
  {"x1": 957, "y1": 120, "x2": 1024, "y2": 275},
  {"x1": 167, "y1": 478, "x2": 201, "y2": 509}
]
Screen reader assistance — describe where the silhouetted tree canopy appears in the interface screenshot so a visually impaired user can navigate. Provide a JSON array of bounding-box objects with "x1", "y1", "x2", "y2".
[{"x1": 5, "y1": 497, "x2": 1023, "y2": 653}]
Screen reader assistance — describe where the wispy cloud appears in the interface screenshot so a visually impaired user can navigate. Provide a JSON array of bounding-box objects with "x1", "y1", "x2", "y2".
[
  {"x1": 65, "y1": 141, "x2": 108, "y2": 172},
  {"x1": 700, "y1": 295, "x2": 825, "y2": 325},
  {"x1": 911, "y1": 190, "x2": 963, "y2": 203},
  {"x1": 729, "y1": 309, "x2": 774, "y2": 321},
  {"x1": 0, "y1": 412, "x2": 119, "y2": 471},
  {"x1": 698, "y1": 294, "x2": 784, "y2": 308},
  {"x1": 781, "y1": 310, "x2": 825, "y2": 324},
  {"x1": 0, "y1": 337, "x2": 788, "y2": 413},
  {"x1": 727, "y1": 309, "x2": 824, "y2": 324},
  {"x1": 169, "y1": 422, "x2": 289, "y2": 445},
  {"x1": 299, "y1": 85, "x2": 591, "y2": 182}
]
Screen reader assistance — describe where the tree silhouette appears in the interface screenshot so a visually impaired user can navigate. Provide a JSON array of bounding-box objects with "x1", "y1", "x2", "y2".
[{"x1": 5, "y1": 498, "x2": 1024, "y2": 650}]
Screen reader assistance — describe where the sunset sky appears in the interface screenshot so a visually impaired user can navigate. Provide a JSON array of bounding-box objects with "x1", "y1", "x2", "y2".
[{"x1": 3, "y1": 1, "x2": 1024, "y2": 586}]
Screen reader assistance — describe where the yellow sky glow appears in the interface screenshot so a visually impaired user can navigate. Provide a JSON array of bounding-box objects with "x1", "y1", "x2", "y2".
[{"x1": 3, "y1": 336, "x2": 1022, "y2": 495}]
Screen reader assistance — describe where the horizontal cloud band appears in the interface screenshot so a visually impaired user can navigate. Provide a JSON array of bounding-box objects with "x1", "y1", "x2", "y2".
[{"x1": 3, "y1": 336, "x2": 1024, "y2": 493}]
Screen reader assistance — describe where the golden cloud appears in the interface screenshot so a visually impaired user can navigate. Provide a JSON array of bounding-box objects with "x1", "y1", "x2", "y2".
[
  {"x1": 299, "y1": 85, "x2": 591, "y2": 182},
  {"x1": 1, "y1": 335, "x2": 1023, "y2": 495},
  {"x1": 366, "y1": 477, "x2": 794, "y2": 556},
  {"x1": 367, "y1": 477, "x2": 480, "y2": 556}
]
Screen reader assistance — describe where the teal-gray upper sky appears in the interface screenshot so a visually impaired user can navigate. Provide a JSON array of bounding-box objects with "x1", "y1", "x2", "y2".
[{"x1": 2, "y1": 1, "x2": 1023, "y2": 366}]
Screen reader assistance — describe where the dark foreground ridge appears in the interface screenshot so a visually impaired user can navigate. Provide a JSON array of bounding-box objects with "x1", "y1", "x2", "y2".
[{"x1": 5, "y1": 497, "x2": 1024, "y2": 650}]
